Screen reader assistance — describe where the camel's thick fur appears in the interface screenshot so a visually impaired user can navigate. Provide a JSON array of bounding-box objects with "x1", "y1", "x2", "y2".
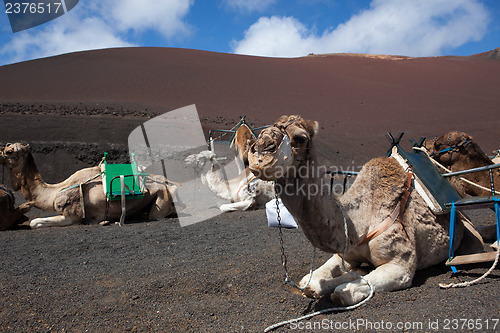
[
  {"x1": 424, "y1": 131, "x2": 500, "y2": 242},
  {"x1": 248, "y1": 115, "x2": 479, "y2": 306},
  {"x1": 0, "y1": 185, "x2": 33, "y2": 230},
  {"x1": 1, "y1": 143, "x2": 177, "y2": 228},
  {"x1": 185, "y1": 150, "x2": 274, "y2": 212}
]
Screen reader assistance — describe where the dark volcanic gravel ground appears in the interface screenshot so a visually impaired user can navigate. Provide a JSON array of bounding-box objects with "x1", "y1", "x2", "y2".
[
  {"x1": 0, "y1": 210, "x2": 499, "y2": 333},
  {"x1": 0, "y1": 107, "x2": 499, "y2": 332}
]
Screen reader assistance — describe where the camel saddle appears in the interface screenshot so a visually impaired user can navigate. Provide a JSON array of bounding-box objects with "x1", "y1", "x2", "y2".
[{"x1": 389, "y1": 145, "x2": 461, "y2": 214}]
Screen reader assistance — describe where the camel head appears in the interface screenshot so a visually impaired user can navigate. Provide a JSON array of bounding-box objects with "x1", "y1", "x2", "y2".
[
  {"x1": 424, "y1": 131, "x2": 491, "y2": 168},
  {"x1": 2, "y1": 143, "x2": 31, "y2": 168},
  {"x1": 248, "y1": 115, "x2": 319, "y2": 181},
  {"x1": 1, "y1": 143, "x2": 32, "y2": 190},
  {"x1": 184, "y1": 150, "x2": 217, "y2": 174}
]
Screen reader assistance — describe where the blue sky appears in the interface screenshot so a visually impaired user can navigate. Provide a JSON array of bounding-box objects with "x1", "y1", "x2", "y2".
[{"x1": 0, "y1": 0, "x2": 499, "y2": 66}]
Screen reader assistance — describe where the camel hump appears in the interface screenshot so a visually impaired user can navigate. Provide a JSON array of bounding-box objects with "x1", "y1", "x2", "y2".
[
  {"x1": 345, "y1": 157, "x2": 407, "y2": 206},
  {"x1": 363, "y1": 156, "x2": 407, "y2": 185}
]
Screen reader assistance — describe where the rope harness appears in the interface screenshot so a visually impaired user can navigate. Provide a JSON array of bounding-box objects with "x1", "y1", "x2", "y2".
[{"x1": 428, "y1": 132, "x2": 471, "y2": 157}]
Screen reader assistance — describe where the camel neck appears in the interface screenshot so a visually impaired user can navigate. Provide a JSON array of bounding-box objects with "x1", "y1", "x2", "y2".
[
  {"x1": 276, "y1": 157, "x2": 356, "y2": 253},
  {"x1": 12, "y1": 153, "x2": 54, "y2": 211},
  {"x1": 201, "y1": 162, "x2": 247, "y2": 202},
  {"x1": 450, "y1": 152, "x2": 498, "y2": 197}
]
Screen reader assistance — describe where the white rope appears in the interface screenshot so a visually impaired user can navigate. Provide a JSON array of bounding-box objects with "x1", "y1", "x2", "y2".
[
  {"x1": 439, "y1": 245, "x2": 500, "y2": 289},
  {"x1": 264, "y1": 203, "x2": 374, "y2": 332},
  {"x1": 412, "y1": 147, "x2": 492, "y2": 193}
]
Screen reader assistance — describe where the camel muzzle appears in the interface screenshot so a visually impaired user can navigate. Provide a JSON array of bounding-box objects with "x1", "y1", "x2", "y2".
[{"x1": 248, "y1": 134, "x2": 293, "y2": 181}]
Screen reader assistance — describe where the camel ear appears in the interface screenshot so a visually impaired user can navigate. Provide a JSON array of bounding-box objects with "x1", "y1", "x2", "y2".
[{"x1": 308, "y1": 121, "x2": 319, "y2": 137}]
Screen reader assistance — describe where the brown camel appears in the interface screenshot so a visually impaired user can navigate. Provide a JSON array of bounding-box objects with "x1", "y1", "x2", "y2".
[
  {"x1": 0, "y1": 185, "x2": 33, "y2": 230},
  {"x1": 247, "y1": 115, "x2": 481, "y2": 305},
  {"x1": 1, "y1": 143, "x2": 177, "y2": 228},
  {"x1": 423, "y1": 131, "x2": 499, "y2": 197},
  {"x1": 424, "y1": 131, "x2": 500, "y2": 242}
]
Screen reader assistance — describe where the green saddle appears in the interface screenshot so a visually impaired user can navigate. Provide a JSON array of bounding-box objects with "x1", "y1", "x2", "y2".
[{"x1": 102, "y1": 152, "x2": 147, "y2": 201}]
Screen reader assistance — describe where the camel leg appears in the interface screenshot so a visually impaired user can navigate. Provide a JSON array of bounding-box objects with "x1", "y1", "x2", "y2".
[
  {"x1": 17, "y1": 201, "x2": 34, "y2": 215},
  {"x1": 299, "y1": 254, "x2": 367, "y2": 299},
  {"x1": 30, "y1": 215, "x2": 79, "y2": 229},
  {"x1": 331, "y1": 261, "x2": 415, "y2": 306},
  {"x1": 220, "y1": 199, "x2": 254, "y2": 212},
  {"x1": 148, "y1": 190, "x2": 174, "y2": 220}
]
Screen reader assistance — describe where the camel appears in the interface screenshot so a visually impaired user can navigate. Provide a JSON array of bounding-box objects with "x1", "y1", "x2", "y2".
[
  {"x1": 1, "y1": 143, "x2": 178, "y2": 228},
  {"x1": 423, "y1": 131, "x2": 500, "y2": 242},
  {"x1": 247, "y1": 115, "x2": 481, "y2": 306},
  {"x1": 423, "y1": 131, "x2": 499, "y2": 197},
  {"x1": 184, "y1": 150, "x2": 274, "y2": 212},
  {"x1": 0, "y1": 185, "x2": 33, "y2": 230}
]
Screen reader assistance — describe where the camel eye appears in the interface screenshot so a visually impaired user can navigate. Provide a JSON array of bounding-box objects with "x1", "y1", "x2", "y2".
[{"x1": 294, "y1": 134, "x2": 308, "y2": 144}]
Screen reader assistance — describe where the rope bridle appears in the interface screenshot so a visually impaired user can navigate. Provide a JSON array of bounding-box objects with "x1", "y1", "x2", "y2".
[
  {"x1": 429, "y1": 133, "x2": 471, "y2": 158},
  {"x1": 273, "y1": 121, "x2": 311, "y2": 163}
]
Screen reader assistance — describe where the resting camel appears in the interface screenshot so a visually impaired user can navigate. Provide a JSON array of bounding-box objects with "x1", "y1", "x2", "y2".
[
  {"x1": 1, "y1": 143, "x2": 177, "y2": 228},
  {"x1": 424, "y1": 131, "x2": 500, "y2": 242},
  {"x1": 248, "y1": 115, "x2": 481, "y2": 305},
  {"x1": 185, "y1": 150, "x2": 274, "y2": 212},
  {"x1": 0, "y1": 185, "x2": 33, "y2": 230}
]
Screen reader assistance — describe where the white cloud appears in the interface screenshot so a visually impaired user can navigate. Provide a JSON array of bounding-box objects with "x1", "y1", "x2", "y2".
[
  {"x1": 1, "y1": 15, "x2": 132, "y2": 64},
  {"x1": 106, "y1": 0, "x2": 194, "y2": 38},
  {"x1": 0, "y1": 0, "x2": 194, "y2": 65},
  {"x1": 233, "y1": 0, "x2": 490, "y2": 57},
  {"x1": 224, "y1": 0, "x2": 277, "y2": 13}
]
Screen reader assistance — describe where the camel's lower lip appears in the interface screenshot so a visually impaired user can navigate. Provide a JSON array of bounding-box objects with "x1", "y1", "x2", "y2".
[
  {"x1": 248, "y1": 167, "x2": 279, "y2": 181},
  {"x1": 248, "y1": 153, "x2": 276, "y2": 169}
]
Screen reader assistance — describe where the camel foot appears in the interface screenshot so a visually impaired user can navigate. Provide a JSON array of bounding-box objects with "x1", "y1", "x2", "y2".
[
  {"x1": 30, "y1": 219, "x2": 44, "y2": 229},
  {"x1": 30, "y1": 215, "x2": 76, "y2": 228},
  {"x1": 99, "y1": 220, "x2": 111, "y2": 226},
  {"x1": 330, "y1": 281, "x2": 372, "y2": 306},
  {"x1": 298, "y1": 274, "x2": 322, "y2": 299}
]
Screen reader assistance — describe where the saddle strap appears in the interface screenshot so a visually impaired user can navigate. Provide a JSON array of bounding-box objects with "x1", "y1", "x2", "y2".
[{"x1": 360, "y1": 171, "x2": 413, "y2": 245}]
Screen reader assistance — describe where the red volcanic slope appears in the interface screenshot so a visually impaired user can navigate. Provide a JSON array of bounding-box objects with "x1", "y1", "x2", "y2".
[{"x1": 0, "y1": 47, "x2": 499, "y2": 155}]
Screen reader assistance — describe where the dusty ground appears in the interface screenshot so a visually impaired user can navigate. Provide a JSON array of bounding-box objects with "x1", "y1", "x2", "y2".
[{"x1": 0, "y1": 48, "x2": 499, "y2": 332}]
